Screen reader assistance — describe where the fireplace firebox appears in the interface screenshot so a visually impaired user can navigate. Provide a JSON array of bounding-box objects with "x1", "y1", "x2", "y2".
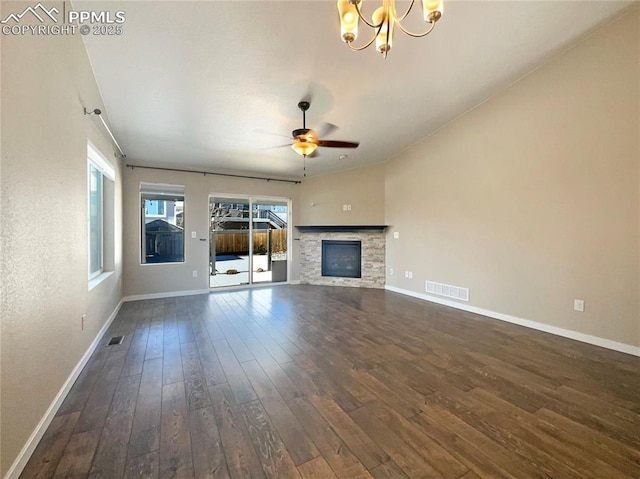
[{"x1": 321, "y1": 240, "x2": 362, "y2": 278}]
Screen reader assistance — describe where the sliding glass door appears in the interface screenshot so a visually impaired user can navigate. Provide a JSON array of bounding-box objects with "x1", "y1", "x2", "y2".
[
  {"x1": 252, "y1": 200, "x2": 288, "y2": 284},
  {"x1": 209, "y1": 196, "x2": 289, "y2": 289},
  {"x1": 209, "y1": 198, "x2": 251, "y2": 287}
]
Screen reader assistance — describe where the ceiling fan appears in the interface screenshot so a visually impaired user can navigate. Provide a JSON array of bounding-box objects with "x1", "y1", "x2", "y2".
[{"x1": 286, "y1": 101, "x2": 359, "y2": 158}]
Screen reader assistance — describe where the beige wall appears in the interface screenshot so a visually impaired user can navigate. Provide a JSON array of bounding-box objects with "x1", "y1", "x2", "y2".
[
  {"x1": 385, "y1": 9, "x2": 640, "y2": 348},
  {"x1": 123, "y1": 161, "x2": 385, "y2": 298},
  {"x1": 299, "y1": 163, "x2": 386, "y2": 225},
  {"x1": 122, "y1": 166, "x2": 300, "y2": 297},
  {"x1": 0, "y1": 4, "x2": 124, "y2": 475}
]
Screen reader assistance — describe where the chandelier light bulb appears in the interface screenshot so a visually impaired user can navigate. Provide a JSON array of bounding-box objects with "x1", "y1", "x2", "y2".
[
  {"x1": 337, "y1": 0, "x2": 359, "y2": 43},
  {"x1": 372, "y1": 6, "x2": 393, "y2": 57}
]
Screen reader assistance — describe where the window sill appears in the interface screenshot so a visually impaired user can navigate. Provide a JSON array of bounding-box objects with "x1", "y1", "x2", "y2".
[
  {"x1": 140, "y1": 261, "x2": 186, "y2": 266},
  {"x1": 89, "y1": 271, "x2": 114, "y2": 291}
]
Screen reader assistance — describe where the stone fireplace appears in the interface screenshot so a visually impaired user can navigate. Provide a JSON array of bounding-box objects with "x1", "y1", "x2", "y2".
[{"x1": 297, "y1": 225, "x2": 386, "y2": 288}]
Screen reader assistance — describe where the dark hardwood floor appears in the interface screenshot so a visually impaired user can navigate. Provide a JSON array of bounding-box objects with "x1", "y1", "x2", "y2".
[{"x1": 21, "y1": 285, "x2": 640, "y2": 478}]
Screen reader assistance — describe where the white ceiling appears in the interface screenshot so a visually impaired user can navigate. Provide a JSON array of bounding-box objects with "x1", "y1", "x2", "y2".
[{"x1": 79, "y1": 1, "x2": 634, "y2": 179}]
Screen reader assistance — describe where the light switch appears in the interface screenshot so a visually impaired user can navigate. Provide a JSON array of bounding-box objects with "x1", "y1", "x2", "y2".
[
  {"x1": 191, "y1": 231, "x2": 197, "y2": 238},
  {"x1": 393, "y1": 232, "x2": 399, "y2": 239}
]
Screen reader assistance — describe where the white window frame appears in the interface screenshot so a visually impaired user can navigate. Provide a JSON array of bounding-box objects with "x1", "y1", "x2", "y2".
[
  {"x1": 140, "y1": 182, "x2": 186, "y2": 265},
  {"x1": 87, "y1": 142, "x2": 115, "y2": 281}
]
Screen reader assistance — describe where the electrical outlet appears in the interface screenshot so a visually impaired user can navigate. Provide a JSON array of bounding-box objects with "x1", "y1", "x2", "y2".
[
  {"x1": 343, "y1": 204, "x2": 348, "y2": 211},
  {"x1": 347, "y1": 204, "x2": 351, "y2": 211},
  {"x1": 193, "y1": 270, "x2": 198, "y2": 278},
  {"x1": 574, "y1": 299, "x2": 584, "y2": 312},
  {"x1": 81, "y1": 314, "x2": 86, "y2": 330},
  {"x1": 389, "y1": 268, "x2": 393, "y2": 275}
]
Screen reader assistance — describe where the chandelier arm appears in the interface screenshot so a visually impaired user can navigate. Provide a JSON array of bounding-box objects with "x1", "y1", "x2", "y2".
[
  {"x1": 394, "y1": 19, "x2": 436, "y2": 38},
  {"x1": 346, "y1": 23, "x2": 383, "y2": 51},
  {"x1": 353, "y1": 0, "x2": 384, "y2": 29},
  {"x1": 396, "y1": 0, "x2": 417, "y2": 22}
]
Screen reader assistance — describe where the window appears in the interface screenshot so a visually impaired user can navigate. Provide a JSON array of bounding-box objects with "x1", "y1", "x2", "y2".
[
  {"x1": 145, "y1": 200, "x2": 165, "y2": 216},
  {"x1": 87, "y1": 143, "x2": 115, "y2": 280},
  {"x1": 89, "y1": 164, "x2": 103, "y2": 276},
  {"x1": 141, "y1": 183, "x2": 185, "y2": 264}
]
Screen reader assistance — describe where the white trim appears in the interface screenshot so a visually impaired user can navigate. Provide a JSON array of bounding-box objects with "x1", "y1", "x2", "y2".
[
  {"x1": 140, "y1": 183, "x2": 186, "y2": 265},
  {"x1": 140, "y1": 182, "x2": 185, "y2": 195},
  {"x1": 123, "y1": 289, "x2": 210, "y2": 302},
  {"x1": 123, "y1": 282, "x2": 303, "y2": 301},
  {"x1": 385, "y1": 285, "x2": 640, "y2": 357},
  {"x1": 87, "y1": 141, "x2": 114, "y2": 181},
  {"x1": 88, "y1": 162, "x2": 104, "y2": 280},
  {"x1": 88, "y1": 271, "x2": 114, "y2": 291},
  {"x1": 205, "y1": 281, "x2": 297, "y2": 293},
  {"x1": 4, "y1": 299, "x2": 124, "y2": 479}
]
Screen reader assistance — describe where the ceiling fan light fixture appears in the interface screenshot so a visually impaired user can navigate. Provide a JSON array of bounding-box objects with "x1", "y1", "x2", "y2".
[
  {"x1": 337, "y1": 0, "x2": 443, "y2": 58},
  {"x1": 292, "y1": 141, "x2": 317, "y2": 157},
  {"x1": 286, "y1": 101, "x2": 359, "y2": 160}
]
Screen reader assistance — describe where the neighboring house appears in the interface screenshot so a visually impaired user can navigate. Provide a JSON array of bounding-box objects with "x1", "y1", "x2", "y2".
[
  {"x1": 143, "y1": 219, "x2": 185, "y2": 263},
  {"x1": 144, "y1": 199, "x2": 177, "y2": 225},
  {"x1": 212, "y1": 203, "x2": 287, "y2": 230}
]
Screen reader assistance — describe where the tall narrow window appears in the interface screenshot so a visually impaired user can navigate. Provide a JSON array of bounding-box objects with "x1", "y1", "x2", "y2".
[
  {"x1": 87, "y1": 142, "x2": 115, "y2": 281},
  {"x1": 141, "y1": 183, "x2": 185, "y2": 264},
  {"x1": 89, "y1": 164, "x2": 103, "y2": 277}
]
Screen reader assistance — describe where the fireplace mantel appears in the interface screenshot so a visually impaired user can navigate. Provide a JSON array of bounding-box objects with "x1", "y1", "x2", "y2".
[{"x1": 295, "y1": 225, "x2": 387, "y2": 233}]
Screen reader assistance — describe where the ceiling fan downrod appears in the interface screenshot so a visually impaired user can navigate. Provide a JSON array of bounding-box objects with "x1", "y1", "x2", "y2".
[{"x1": 298, "y1": 101, "x2": 310, "y2": 130}]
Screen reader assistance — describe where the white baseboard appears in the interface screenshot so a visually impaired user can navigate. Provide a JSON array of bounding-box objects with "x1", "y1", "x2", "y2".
[
  {"x1": 123, "y1": 289, "x2": 210, "y2": 302},
  {"x1": 385, "y1": 285, "x2": 640, "y2": 357},
  {"x1": 4, "y1": 298, "x2": 124, "y2": 479},
  {"x1": 123, "y1": 283, "x2": 304, "y2": 301}
]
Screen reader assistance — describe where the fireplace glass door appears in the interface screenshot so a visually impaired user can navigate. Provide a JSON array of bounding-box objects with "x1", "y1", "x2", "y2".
[{"x1": 322, "y1": 240, "x2": 362, "y2": 278}]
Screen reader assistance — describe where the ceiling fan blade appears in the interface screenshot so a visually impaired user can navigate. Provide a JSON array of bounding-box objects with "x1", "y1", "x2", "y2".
[
  {"x1": 317, "y1": 140, "x2": 359, "y2": 149},
  {"x1": 262, "y1": 143, "x2": 292, "y2": 150},
  {"x1": 254, "y1": 129, "x2": 292, "y2": 140},
  {"x1": 316, "y1": 122, "x2": 338, "y2": 138}
]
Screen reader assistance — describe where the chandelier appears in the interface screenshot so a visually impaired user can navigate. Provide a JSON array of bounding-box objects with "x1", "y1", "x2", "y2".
[{"x1": 337, "y1": 0, "x2": 443, "y2": 58}]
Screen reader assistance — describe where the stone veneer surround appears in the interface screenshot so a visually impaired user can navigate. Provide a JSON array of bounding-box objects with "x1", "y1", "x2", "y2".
[{"x1": 299, "y1": 231, "x2": 385, "y2": 288}]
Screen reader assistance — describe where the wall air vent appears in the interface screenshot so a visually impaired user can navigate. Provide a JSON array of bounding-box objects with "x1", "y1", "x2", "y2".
[
  {"x1": 107, "y1": 336, "x2": 124, "y2": 346},
  {"x1": 426, "y1": 281, "x2": 469, "y2": 302}
]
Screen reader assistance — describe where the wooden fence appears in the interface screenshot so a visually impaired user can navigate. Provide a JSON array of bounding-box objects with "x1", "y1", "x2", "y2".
[{"x1": 214, "y1": 229, "x2": 287, "y2": 254}]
